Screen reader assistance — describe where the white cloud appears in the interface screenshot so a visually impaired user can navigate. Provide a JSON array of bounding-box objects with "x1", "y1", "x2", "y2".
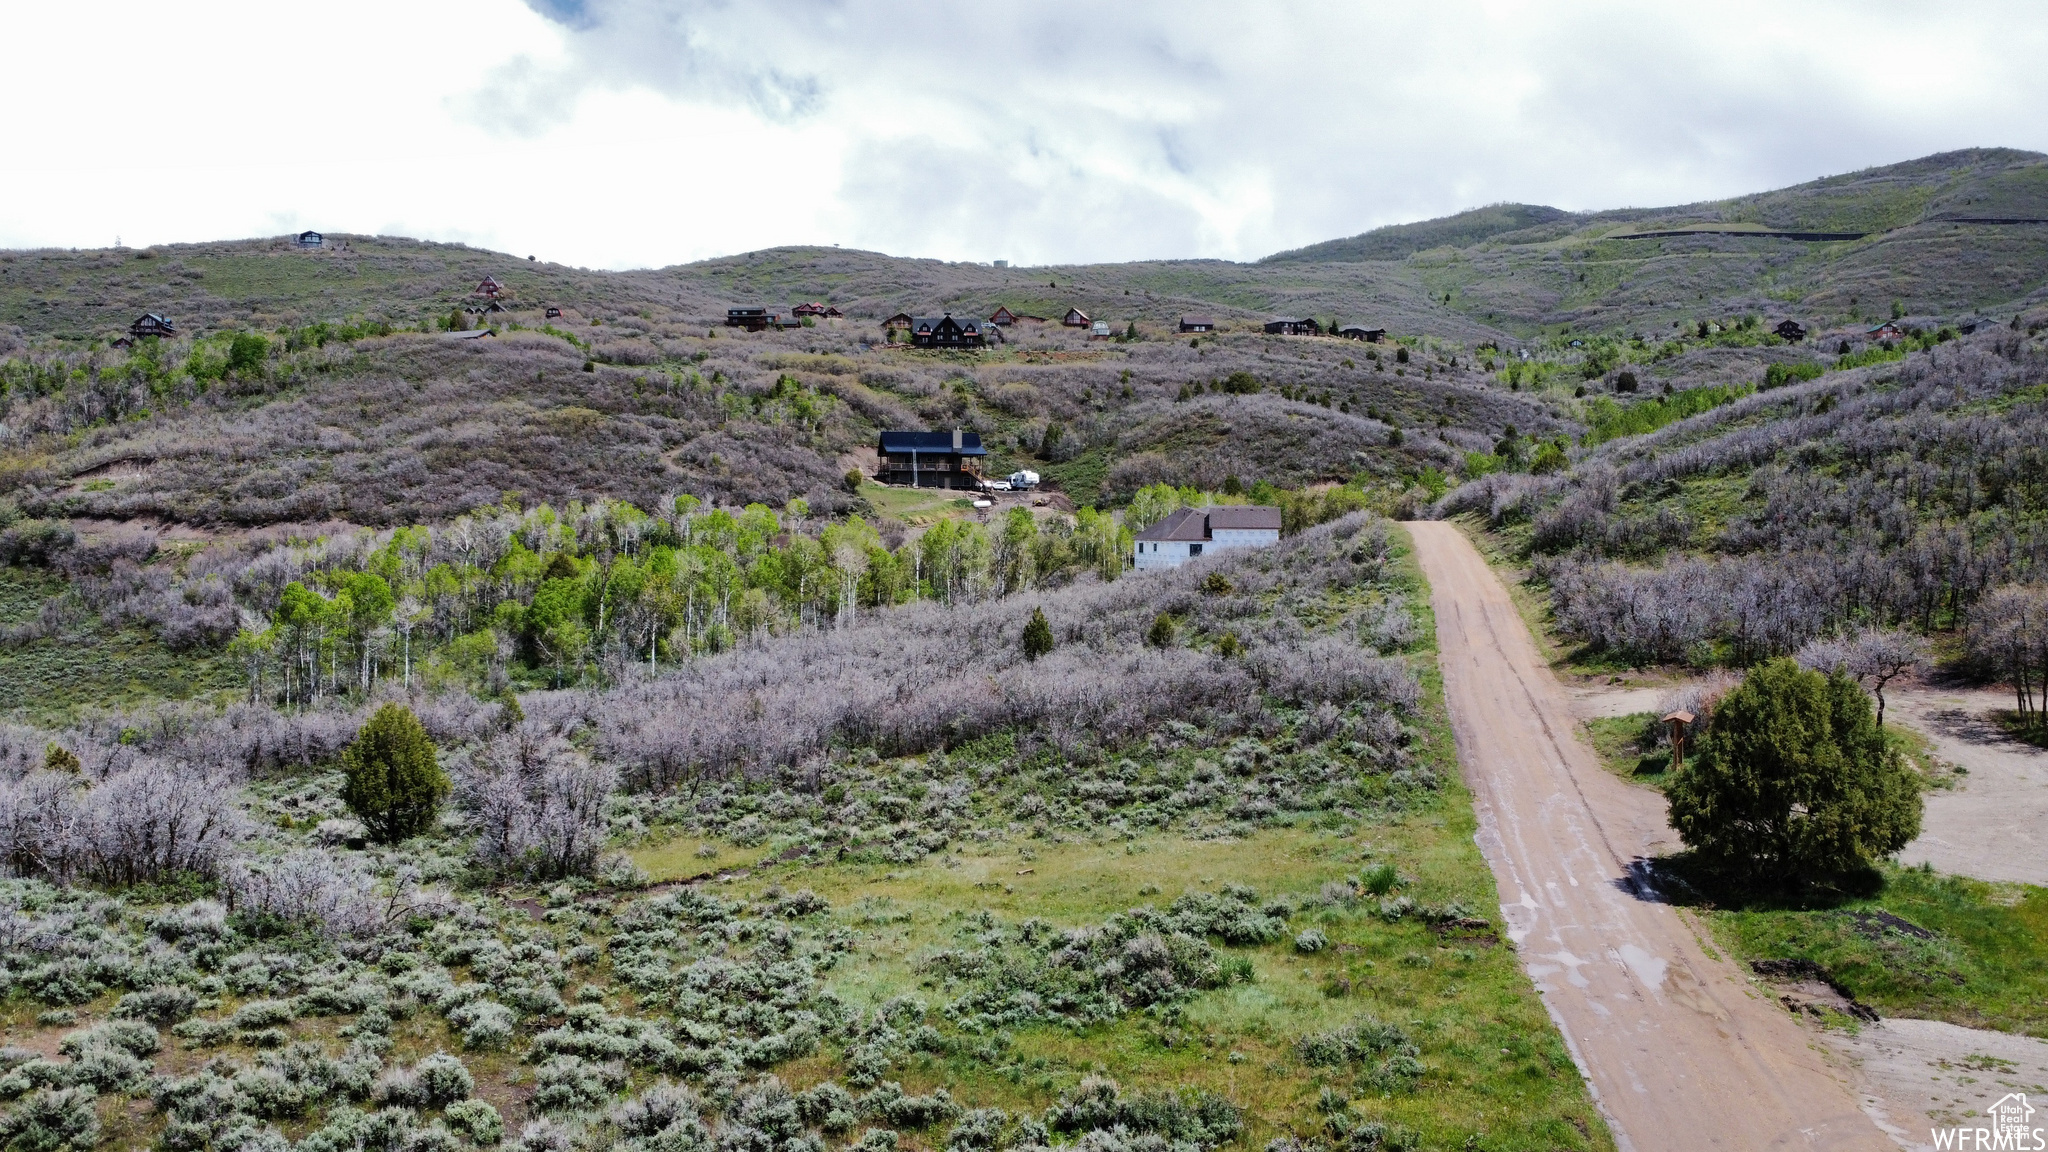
[{"x1": 0, "y1": 0, "x2": 2044, "y2": 269}]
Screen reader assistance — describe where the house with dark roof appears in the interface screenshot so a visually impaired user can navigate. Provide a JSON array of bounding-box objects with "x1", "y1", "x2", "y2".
[
  {"x1": 883, "y1": 312, "x2": 914, "y2": 330},
  {"x1": 910, "y1": 314, "x2": 996, "y2": 348},
  {"x1": 129, "y1": 313, "x2": 175, "y2": 339},
  {"x1": 1178, "y1": 316, "x2": 1214, "y2": 333},
  {"x1": 1337, "y1": 325, "x2": 1385, "y2": 342},
  {"x1": 1133, "y1": 505, "x2": 1282, "y2": 570},
  {"x1": 726, "y1": 306, "x2": 776, "y2": 332},
  {"x1": 1774, "y1": 319, "x2": 1807, "y2": 342},
  {"x1": 1062, "y1": 307, "x2": 1091, "y2": 327},
  {"x1": 474, "y1": 277, "x2": 505, "y2": 298},
  {"x1": 1866, "y1": 321, "x2": 1905, "y2": 340},
  {"x1": 876, "y1": 429, "x2": 987, "y2": 489},
  {"x1": 295, "y1": 230, "x2": 323, "y2": 248},
  {"x1": 1264, "y1": 317, "x2": 1321, "y2": 336},
  {"x1": 989, "y1": 306, "x2": 1020, "y2": 326}
]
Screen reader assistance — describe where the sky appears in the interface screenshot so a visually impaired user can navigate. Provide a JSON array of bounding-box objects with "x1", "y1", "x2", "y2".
[{"x1": 2, "y1": 1, "x2": 2045, "y2": 270}]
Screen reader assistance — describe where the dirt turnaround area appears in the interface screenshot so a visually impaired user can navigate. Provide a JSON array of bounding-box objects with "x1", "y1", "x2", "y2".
[{"x1": 1405, "y1": 521, "x2": 1890, "y2": 1152}]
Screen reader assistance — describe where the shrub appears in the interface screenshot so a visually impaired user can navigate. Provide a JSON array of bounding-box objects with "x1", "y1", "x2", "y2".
[
  {"x1": 1360, "y1": 863, "x2": 1400, "y2": 896},
  {"x1": 0, "y1": 1087, "x2": 99, "y2": 1152},
  {"x1": 341, "y1": 705, "x2": 448, "y2": 843},
  {"x1": 1020, "y1": 608, "x2": 1054, "y2": 662},
  {"x1": 446, "y1": 1100, "x2": 503, "y2": 1145},
  {"x1": 1293, "y1": 929, "x2": 1327, "y2": 953},
  {"x1": 1667, "y1": 659, "x2": 1922, "y2": 883},
  {"x1": 112, "y1": 986, "x2": 198, "y2": 1025},
  {"x1": 413, "y1": 1054, "x2": 473, "y2": 1107},
  {"x1": 531, "y1": 1056, "x2": 624, "y2": 1114},
  {"x1": 448, "y1": 1001, "x2": 516, "y2": 1051},
  {"x1": 1146, "y1": 614, "x2": 1176, "y2": 649}
]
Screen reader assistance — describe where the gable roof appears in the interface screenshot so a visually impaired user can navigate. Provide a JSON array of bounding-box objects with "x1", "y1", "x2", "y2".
[
  {"x1": 1134, "y1": 507, "x2": 1210, "y2": 542},
  {"x1": 878, "y1": 430, "x2": 987, "y2": 456},
  {"x1": 1206, "y1": 505, "x2": 1282, "y2": 530}
]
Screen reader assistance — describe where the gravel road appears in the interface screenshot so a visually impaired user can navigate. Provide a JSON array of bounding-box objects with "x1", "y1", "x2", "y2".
[{"x1": 1407, "y1": 522, "x2": 1891, "y2": 1151}]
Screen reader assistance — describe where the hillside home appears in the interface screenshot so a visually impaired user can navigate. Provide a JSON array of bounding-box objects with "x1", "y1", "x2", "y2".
[
  {"x1": 884, "y1": 312, "x2": 914, "y2": 330},
  {"x1": 1866, "y1": 321, "x2": 1905, "y2": 340},
  {"x1": 1264, "y1": 318, "x2": 1321, "y2": 336},
  {"x1": 1133, "y1": 505, "x2": 1282, "y2": 570},
  {"x1": 295, "y1": 230, "x2": 323, "y2": 248},
  {"x1": 545, "y1": 307, "x2": 562, "y2": 319},
  {"x1": 910, "y1": 314, "x2": 996, "y2": 348},
  {"x1": 876, "y1": 429, "x2": 986, "y2": 488},
  {"x1": 1178, "y1": 316, "x2": 1214, "y2": 332},
  {"x1": 1062, "y1": 308, "x2": 1091, "y2": 327},
  {"x1": 726, "y1": 307, "x2": 776, "y2": 332},
  {"x1": 792, "y1": 302, "x2": 842, "y2": 318},
  {"x1": 988, "y1": 306, "x2": 1020, "y2": 326},
  {"x1": 1337, "y1": 326, "x2": 1386, "y2": 342},
  {"x1": 1774, "y1": 319, "x2": 1807, "y2": 342},
  {"x1": 129, "y1": 313, "x2": 175, "y2": 339},
  {"x1": 475, "y1": 277, "x2": 504, "y2": 298}
]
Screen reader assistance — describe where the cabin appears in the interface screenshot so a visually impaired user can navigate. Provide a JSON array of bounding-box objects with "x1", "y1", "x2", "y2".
[
  {"x1": 777, "y1": 311, "x2": 805, "y2": 330},
  {"x1": 1133, "y1": 505, "x2": 1282, "y2": 571},
  {"x1": 1866, "y1": 322, "x2": 1904, "y2": 340},
  {"x1": 110, "y1": 337, "x2": 134, "y2": 350},
  {"x1": 129, "y1": 313, "x2": 175, "y2": 339},
  {"x1": 793, "y1": 302, "x2": 834, "y2": 317},
  {"x1": 295, "y1": 230, "x2": 323, "y2": 248},
  {"x1": 1062, "y1": 307, "x2": 1091, "y2": 327},
  {"x1": 442, "y1": 329, "x2": 496, "y2": 341},
  {"x1": 1264, "y1": 318, "x2": 1321, "y2": 336},
  {"x1": 883, "y1": 312, "x2": 914, "y2": 331},
  {"x1": 989, "y1": 306, "x2": 1020, "y2": 326},
  {"x1": 1337, "y1": 325, "x2": 1386, "y2": 342},
  {"x1": 545, "y1": 307, "x2": 563, "y2": 319},
  {"x1": 474, "y1": 277, "x2": 505, "y2": 299},
  {"x1": 726, "y1": 307, "x2": 775, "y2": 332},
  {"x1": 1774, "y1": 319, "x2": 1806, "y2": 342},
  {"x1": 876, "y1": 429, "x2": 987, "y2": 489},
  {"x1": 910, "y1": 314, "x2": 995, "y2": 348},
  {"x1": 1178, "y1": 316, "x2": 1214, "y2": 333}
]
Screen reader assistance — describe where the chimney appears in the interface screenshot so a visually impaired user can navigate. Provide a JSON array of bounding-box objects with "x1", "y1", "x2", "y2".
[{"x1": 952, "y1": 428, "x2": 963, "y2": 452}]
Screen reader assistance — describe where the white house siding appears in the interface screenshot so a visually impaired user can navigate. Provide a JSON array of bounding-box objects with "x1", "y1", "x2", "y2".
[
  {"x1": 1209, "y1": 528, "x2": 1279, "y2": 552},
  {"x1": 1132, "y1": 540, "x2": 1199, "y2": 570}
]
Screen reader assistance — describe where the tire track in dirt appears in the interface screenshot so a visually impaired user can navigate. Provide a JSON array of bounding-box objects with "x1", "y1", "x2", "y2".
[{"x1": 1405, "y1": 522, "x2": 1893, "y2": 1151}]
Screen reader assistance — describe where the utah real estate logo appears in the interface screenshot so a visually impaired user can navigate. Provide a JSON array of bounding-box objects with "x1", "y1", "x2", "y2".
[{"x1": 1933, "y1": 1093, "x2": 2043, "y2": 1150}]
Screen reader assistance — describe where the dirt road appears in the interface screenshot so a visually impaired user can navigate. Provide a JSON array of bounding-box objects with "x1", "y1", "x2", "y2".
[
  {"x1": 1886, "y1": 687, "x2": 2048, "y2": 887},
  {"x1": 1406, "y1": 522, "x2": 1891, "y2": 1151}
]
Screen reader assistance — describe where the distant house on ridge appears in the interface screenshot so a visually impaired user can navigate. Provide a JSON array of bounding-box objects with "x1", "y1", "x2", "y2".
[
  {"x1": 1133, "y1": 506, "x2": 1282, "y2": 571},
  {"x1": 1264, "y1": 318, "x2": 1321, "y2": 336},
  {"x1": 726, "y1": 306, "x2": 775, "y2": 332},
  {"x1": 1774, "y1": 319, "x2": 1807, "y2": 342},
  {"x1": 883, "y1": 312, "x2": 914, "y2": 331},
  {"x1": 910, "y1": 314, "x2": 996, "y2": 349},
  {"x1": 1178, "y1": 316, "x2": 1214, "y2": 333},
  {"x1": 295, "y1": 230, "x2": 323, "y2": 248},
  {"x1": 1866, "y1": 321, "x2": 1905, "y2": 340},
  {"x1": 129, "y1": 313, "x2": 175, "y2": 339},
  {"x1": 1337, "y1": 325, "x2": 1385, "y2": 342},
  {"x1": 474, "y1": 277, "x2": 505, "y2": 299},
  {"x1": 1062, "y1": 307, "x2": 1091, "y2": 327},
  {"x1": 876, "y1": 429, "x2": 986, "y2": 489},
  {"x1": 989, "y1": 306, "x2": 1020, "y2": 326}
]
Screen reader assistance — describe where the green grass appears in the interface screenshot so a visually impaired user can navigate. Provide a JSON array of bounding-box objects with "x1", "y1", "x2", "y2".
[
  {"x1": 1703, "y1": 866, "x2": 2048, "y2": 1037},
  {"x1": 1583, "y1": 714, "x2": 1671, "y2": 789},
  {"x1": 1583, "y1": 383, "x2": 1753, "y2": 445},
  {"x1": 0, "y1": 567, "x2": 236, "y2": 722},
  {"x1": 857, "y1": 481, "x2": 981, "y2": 524}
]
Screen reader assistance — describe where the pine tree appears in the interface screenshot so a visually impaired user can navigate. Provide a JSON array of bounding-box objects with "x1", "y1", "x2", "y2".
[
  {"x1": 1021, "y1": 607, "x2": 1054, "y2": 661},
  {"x1": 1147, "y1": 613, "x2": 1177, "y2": 649},
  {"x1": 341, "y1": 704, "x2": 449, "y2": 843}
]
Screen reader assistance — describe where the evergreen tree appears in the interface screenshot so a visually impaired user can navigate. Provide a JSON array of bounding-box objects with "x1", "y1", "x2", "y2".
[
  {"x1": 1021, "y1": 607, "x2": 1054, "y2": 661},
  {"x1": 1667, "y1": 659, "x2": 1921, "y2": 884},
  {"x1": 341, "y1": 704, "x2": 449, "y2": 843},
  {"x1": 1147, "y1": 613, "x2": 1177, "y2": 649}
]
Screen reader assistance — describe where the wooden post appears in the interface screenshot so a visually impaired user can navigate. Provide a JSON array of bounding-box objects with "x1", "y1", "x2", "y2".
[{"x1": 1663, "y1": 710, "x2": 1695, "y2": 773}]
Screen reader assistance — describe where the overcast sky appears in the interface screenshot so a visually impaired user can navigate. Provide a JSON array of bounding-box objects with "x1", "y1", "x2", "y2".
[{"x1": 4, "y1": 2, "x2": 2045, "y2": 269}]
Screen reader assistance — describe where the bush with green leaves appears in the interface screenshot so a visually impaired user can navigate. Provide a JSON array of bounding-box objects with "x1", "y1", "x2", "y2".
[
  {"x1": 0, "y1": 1087, "x2": 100, "y2": 1152},
  {"x1": 1020, "y1": 608, "x2": 1054, "y2": 661},
  {"x1": 341, "y1": 704, "x2": 449, "y2": 843},
  {"x1": 1667, "y1": 658, "x2": 1922, "y2": 883},
  {"x1": 445, "y1": 1100, "x2": 504, "y2": 1146}
]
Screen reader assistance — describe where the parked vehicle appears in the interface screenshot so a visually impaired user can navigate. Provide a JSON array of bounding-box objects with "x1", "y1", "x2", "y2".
[
  {"x1": 1009, "y1": 470, "x2": 1041, "y2": 489},
  {"x1": 983, "y1": 479, "x2": 1012, "y2": 492}
]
